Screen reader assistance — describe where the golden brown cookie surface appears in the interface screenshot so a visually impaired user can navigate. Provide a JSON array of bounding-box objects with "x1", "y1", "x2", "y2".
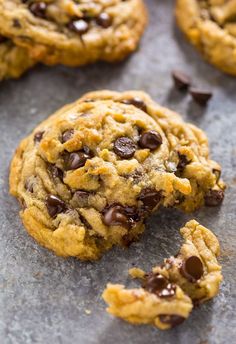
[
  {"x1": 0, "y1": 0, "x2": 147, "y2": 66},
  {"x1": 176, "y1": 0, "x2": 236, "y2": 75},
  {"x1": 9, "y1": 91, "x2": 225, "y2": 260}
]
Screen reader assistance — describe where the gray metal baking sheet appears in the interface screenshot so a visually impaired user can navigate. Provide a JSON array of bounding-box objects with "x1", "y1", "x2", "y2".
[{"x1": 0, "y1": 1, "x2": 236, "y2": 343}]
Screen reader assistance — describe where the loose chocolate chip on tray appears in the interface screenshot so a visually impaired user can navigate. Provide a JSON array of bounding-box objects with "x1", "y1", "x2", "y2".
[
  {"x1": 114, "y1": 137, "x2": 136, "y2": 159},
  {"x1": 68, "y1": 20, "x2": 89, "y2": 35},
  {"x1": 34, "y1": 131, "x2": 44, "y2": 143},
  {"x1": 29, "y1": 2, "x2": 47, "y2": 18},
  {"x1": 96, "y1": 13, "x2": 112, "y2": 28},
  {"x1": 159, "y1": 314, "x2": 185, "y2": 327},
  {"x1": 138, "y1": 188, "x2": 162, "y2": 211},
  {"x1": 190, "y1": 87, "x2": 212, "y2": 105},
  {"x1": 46, "y1": 195, "x2": 67, "y2": 218},
  {"x1": 205, "y1": 189, "x2": 224, "y2": 206},
  {"x1": 121, "y1": 98, "x2": 147, "y2": 112},
  {"x1": 139, "y1": 130, "x2": 162, "y2": 150},
  {"x1": 172, "y1": 70, "x2": 191, "y2": 90},
  {"x1": 180, "y1": 256, "x2": 204, "y2": 282}
]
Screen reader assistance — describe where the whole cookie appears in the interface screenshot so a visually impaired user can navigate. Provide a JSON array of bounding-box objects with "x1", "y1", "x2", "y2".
[
  {"x1": 9, "y1": 91, "x2": 225, "y2": 260},
  {"x1": 0, "y1": 35, "x2": 35, "y2": 80},
  {"x1": 176, "y1": 0, "x2": 236, "y2": 76},
  {"x1": 0, "y1": 0, "x2": 147, "y2": 66}
]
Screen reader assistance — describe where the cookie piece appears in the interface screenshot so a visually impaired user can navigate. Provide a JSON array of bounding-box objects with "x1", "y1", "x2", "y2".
[
  {"x1": 0, "y1": 35, "x2": 35, "y2": 80},
  {"x1": 102, "y1": 283, "x2": 193, "y2": 330},
  {"x1": 102, "y1": 220, "x2": 222, "y2": 330},
  {"x1": 9, "y1": 91, "x2": 225, "y2": 260},
  {"x1": 0, "y1": 0, "x2": 147, "y2": 66},
  {"x1": 176, "y1": 0, "x2": 236, "y2": 76}
]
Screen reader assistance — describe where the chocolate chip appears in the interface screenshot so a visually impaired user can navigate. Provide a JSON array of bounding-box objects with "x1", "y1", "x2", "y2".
[
  {"x1": 61, "y1": 129, "x2": 74, "y2": 143},
  {"x1": 0, "y1": 35, "x2": 7, "y2": 44},
  {"x1": 121, "y1": 98, "x2": 147, "y2": 112},
  {"x1": 138, "y1": 188, "x2": 162, "y2": 211},
  {"x1": 103, "y1": 204, "x2": 139, "y2": 227},
  {"x1": 143, "y1": 273, "x2": 168, "y2": 293},
  {"x1": 29, "y1": 2, "x2": 47, "y2": 18},
  {"x1": 96, "y1": 12, "x2": 112, "y2": 28},
  {"x1": 68, "y1": 20, "x2": 89, "y2": 35},
  {"x1": 45, "y1": 195, "x2": 67, "y2": 218},
  {"x1": 139, "y1": 130, "x2": 162, "y2": 150},
  {"x1": 158, "y1": 283, "x2": 176, "y2": 298},
  {"x1": 180, "y1": 256, "x2": 204, "y2": 282},
  {"x1": 74, "y1": 190, "x2": 90, "y2": 201},
  {"x1": 159, "y1": 314, "x2": 185, "y2": 327},
  {"x1": 13, "y1": 19, "x2": 21, "y2": 28},
  {"x1": 113, "y1": 137, "x2": 136, "y2": 159},
  {"x1": 205, "y1": 189, "x2": 224, "y2": 206},
  {"x1": 65, "y1": 147, "x2": 93, "y2": 170},
  {"x1": 190, "y1": 87, "x2": 212, "y2": 106},
  {"x1": 34, "y1": 131, "x2": 44, "y2": 143},
  {"x1": 48, "y1": 164, "x2": 64, "y2": 181},
  {"x1": 172, "y1": 70, "x2": 191, "y2": 90},
  {"x1": 177, "y1": 154, "x2": 190, "y2": 172}
]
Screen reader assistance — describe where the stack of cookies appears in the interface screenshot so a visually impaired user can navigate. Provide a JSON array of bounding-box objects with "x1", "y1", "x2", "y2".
[{"x1": 0, "y1": 0, "x2": 147, "y2": 80}]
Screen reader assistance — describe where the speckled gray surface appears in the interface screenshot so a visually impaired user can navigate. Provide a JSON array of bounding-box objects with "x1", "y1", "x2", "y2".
[{"x1": 0, "y1": 1, "x2": 236, "y2": 343}]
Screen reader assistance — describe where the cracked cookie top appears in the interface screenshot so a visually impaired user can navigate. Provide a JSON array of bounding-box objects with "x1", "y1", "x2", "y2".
[
  {"x1": 0, "y1": 34, "x2": 35, "y2": 80},
  {"x1": 176, "y1": 0, "x2": 236, "y2": 75},
  {"x1": 0, "y1": 0, "x2": 147, "y2": 66},
  {"x1": 9, "y1": 91, "x2": 225, "y2": 260}
]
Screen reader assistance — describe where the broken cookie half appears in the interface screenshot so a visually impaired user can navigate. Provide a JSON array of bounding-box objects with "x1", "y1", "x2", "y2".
[{"x1": 102, "y1": 220, "x2": 222, "y2": 330}]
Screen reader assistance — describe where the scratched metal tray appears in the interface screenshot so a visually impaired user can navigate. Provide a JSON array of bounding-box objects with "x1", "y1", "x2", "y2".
[{"x1": 0, "y1": 1, "x2": 235, "y2": 343}]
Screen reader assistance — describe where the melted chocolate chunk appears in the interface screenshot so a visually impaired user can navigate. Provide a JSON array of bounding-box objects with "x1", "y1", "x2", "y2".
[
  {"x1": 177, "y1": 154, "x2": 190, "y2": 172},
  {"x1": 34, "y1": 131, "x2": 44, "y2": 143},
  {"x1": 121, "y1": 98, "x2": 147, "y2": 112},
  {"x1": 0, "y1": 35, "x2": 7, "y2": 44},
  {"x1": 138, "y1": 188, "x2": 162, "y2": 211},
  {"x1": 29, "y1": 2, "x2": 47, "y2": 18},
  {"x1": 96, "y1": 13, "x2": 112, "y2": 28},
  {"x1": 205, "y1": 189, "x2": 224, "y2": 206},
  {"x1": 45, "y1": 195, "x2": 67, "y2": 218},
  {"x1": 139, "y1": 130, "x2": 162, "y2": 150},
  {"x1": 172, "y1": 70, "x2": 191, "y2": 90},
  {"x1": 158, "y1": 283, "x2": 176, "y2": 298},
  {"x1": 103, "y1": 204, "x2": 139, "y2": 227},
  {"x1": 65, "y1": 147, "x2": 93, "y2": 170},
  {"x1": 159, "y1": 314, "x2": 185, "y2": 327},
  {"x1": 68, "y1": 20, "x2": 89, "y2": 35},
  {"x1": 61, "y1": 129, "x2": 74, "y2": 143},
  {"x1": 144, "y1": 273, "x2": 176, "y2": 298},
  {"x1": 190, "y1": 87, "x2": 212, "y2": 106},
  {"x1": 113, "y1": 137, "x2": 136, "y2": 159},
  {"x1": 180, "y1": 256, "x2": 204, "y2": 282},
  {"x1": 48, "y1": 164, "x2": 64, "y2": 181}
]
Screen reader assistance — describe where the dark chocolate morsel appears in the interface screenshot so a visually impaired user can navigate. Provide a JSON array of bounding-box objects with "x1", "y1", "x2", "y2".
[
  {"x1": 45, "y1": 195, "x2": 67, "y2": 218},
  {"x1": 103, "y1": 204, "x2": 139, "y2": 227},
  {"x1": 190, "y1": 87, "x2": 212, "y2": 106},
  {"x1": 48, "y1": 164, "x2": 64, "y2": 181},
  {"x1": 113, "y1": 137, "x2": 136, "y2": 159},
  {"x1": 121, "y1": 98, "x2": 147, "y2": 112},
  {"x1": 96, "y1": 12, "x2": 112, "y2": 28},
  {"x1": 177, "y1": 154, "x2": 190, "y2": 172},
  {"x1": 61, "y1": 129, "x2": 74, "y2": 143},
  {"x1": 34, "y1": 131, "x2": 44, "y2": 143},
  {"x1": 138, "y1": 188, "x2": 162, "y2": 211},
  {"x1": 68, "y1": 19, "x2": 89, "y2": 35},
  {"x1": 29, "y1": 2, "x2": 47, "y2": 18},
  {"x1": 158, "y1": 283, "x2": 176, "y2": 298},
  {"x1": 159, "y1": 314, "x2": 185, "y2": 327},
  {"x1": 172, "y1": 70, "x2": 191, "y2": 90},
  {"x1": 180, "y1": 256, "x2": 204, "y2": 282},
  {"x1": 139, "y1": 130, "x2": 162, "y2": 150},
  {"x1": 143, "y1": 273, "x2": 168, "y2": 294},
  {"x1": 65, "y1": 147, "x2": 93, "y2": 170},
  {"x1": 205, "y1": 189, "x2": 224, "y2": 207}
]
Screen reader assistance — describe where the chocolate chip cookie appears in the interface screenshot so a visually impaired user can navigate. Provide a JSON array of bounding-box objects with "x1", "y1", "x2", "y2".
[
  {"x1": 9, "y1": 90, "x2": 225, "y2": 260},
  {"x1": 103, "y1": 220, "x2": 222, "y2": 330},
  {"x1": 0, "y1": 0, "x2": 147, "y2": 66},
  {"x1": 0, "y1": 35, "x2": 35, "y2": 80},
  {"x1": 176, "y1": 0, "x2": 236, "y2": 76}
]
